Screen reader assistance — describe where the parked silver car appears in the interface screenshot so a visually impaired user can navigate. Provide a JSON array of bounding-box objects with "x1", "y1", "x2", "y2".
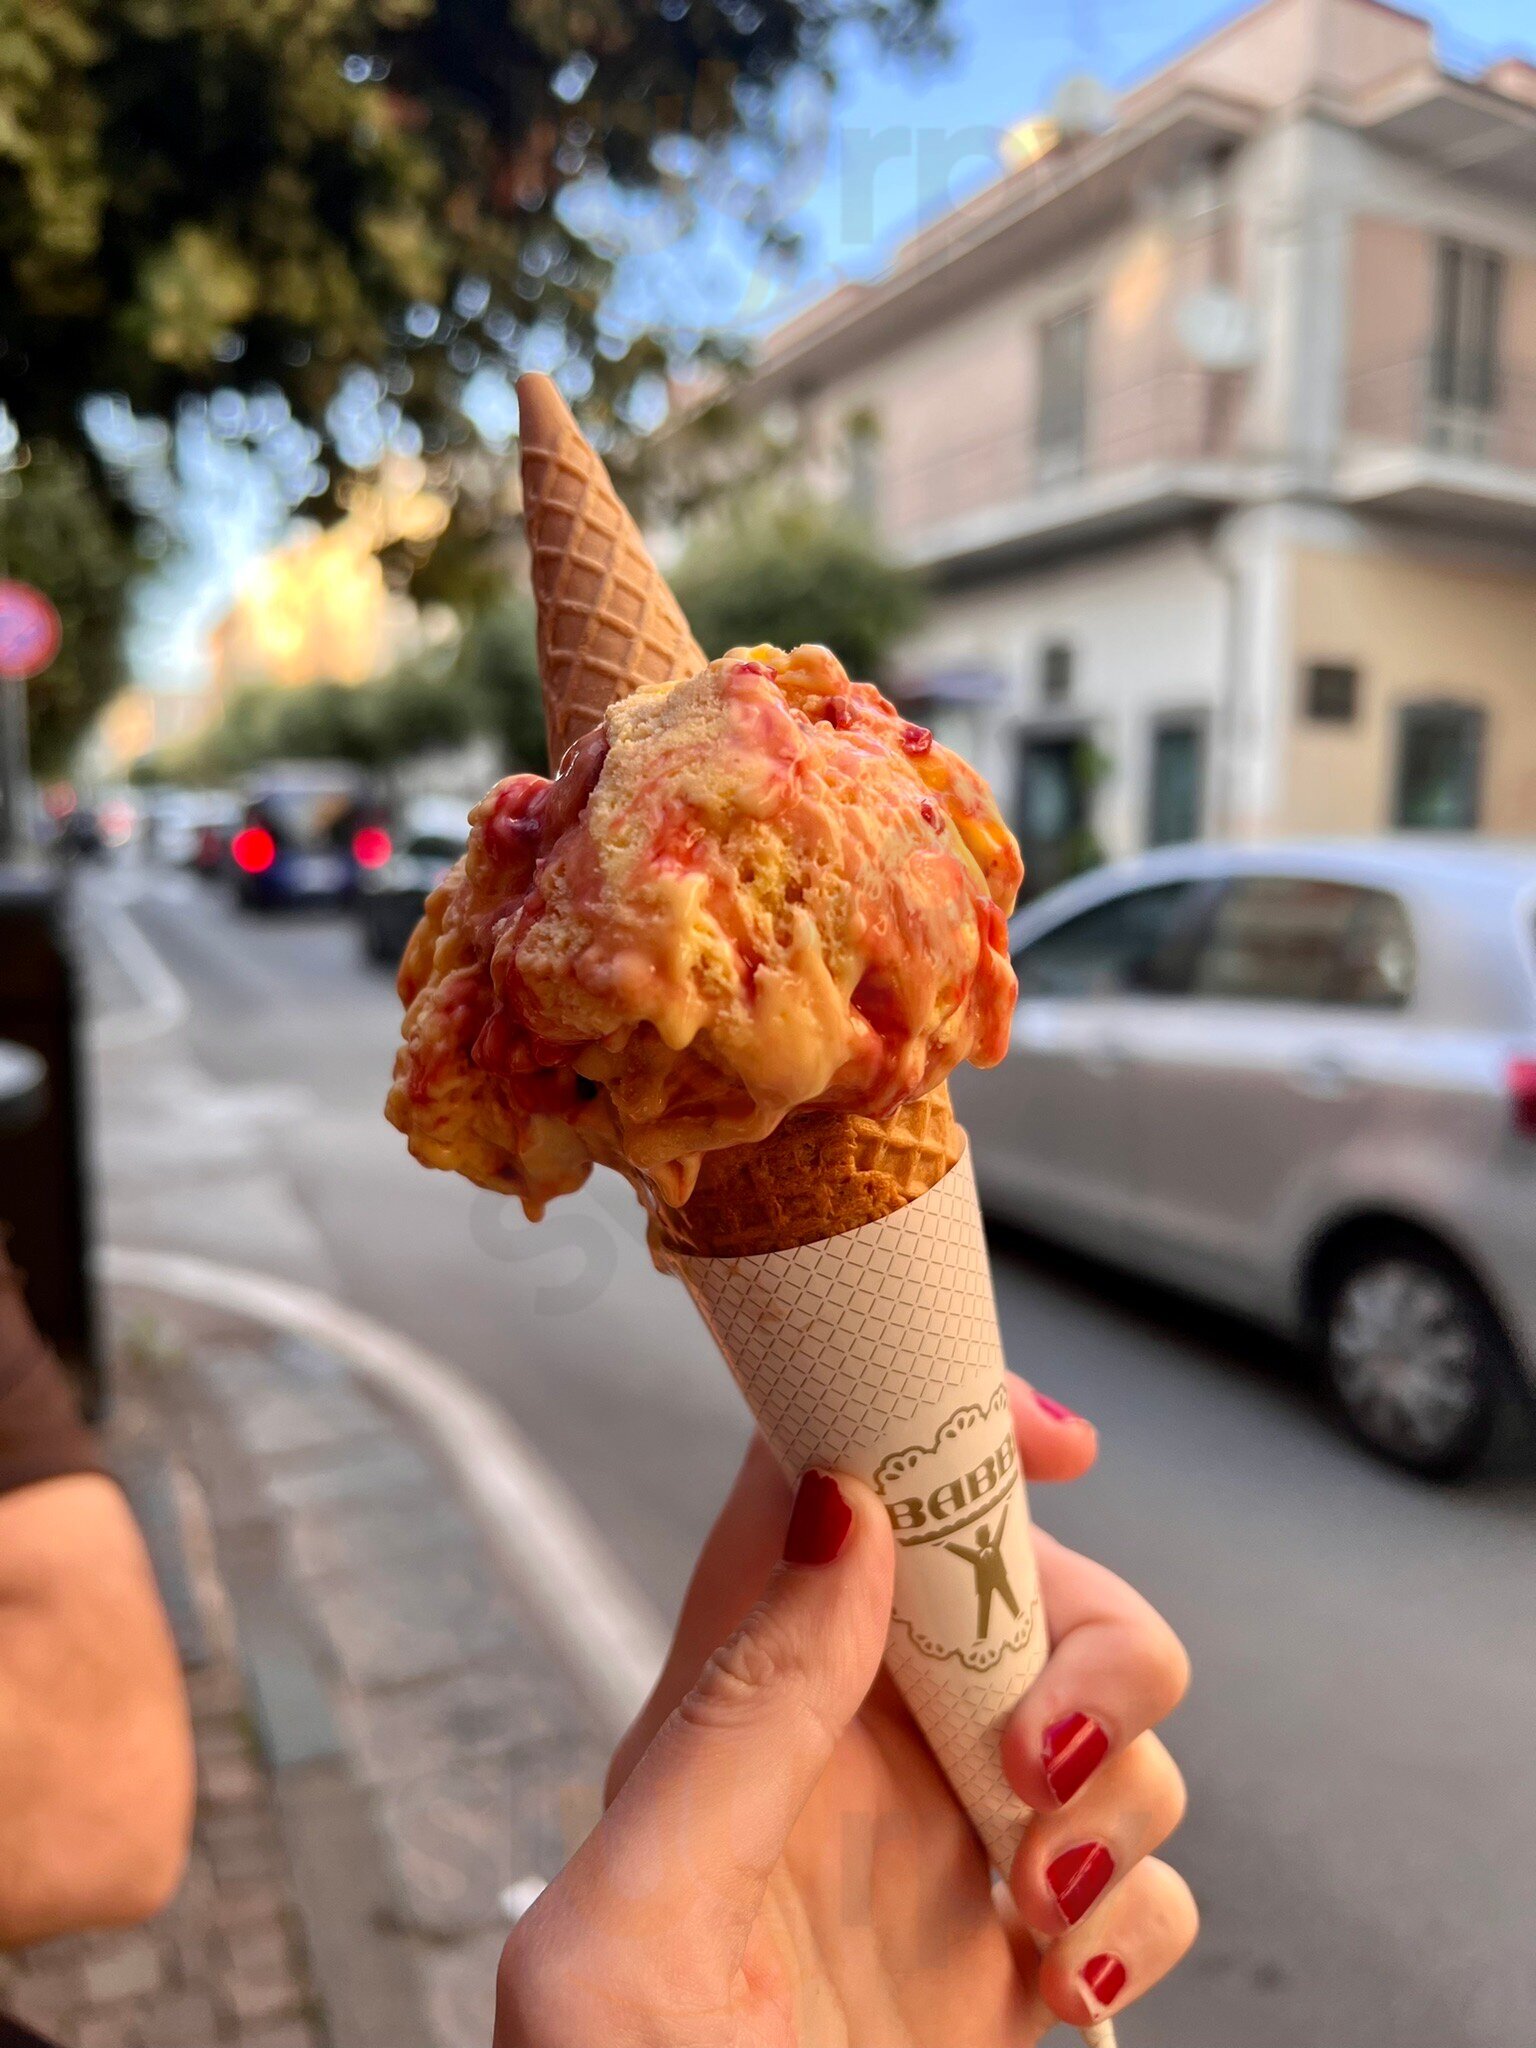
[{"x1": 951, "y1": 840, "x2": 1536, "y2": 1477}]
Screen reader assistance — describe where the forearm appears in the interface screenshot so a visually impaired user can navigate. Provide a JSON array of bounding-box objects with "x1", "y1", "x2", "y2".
[{"x1": 0, "y1": 1475, "x2": 194, "y2": 1945}]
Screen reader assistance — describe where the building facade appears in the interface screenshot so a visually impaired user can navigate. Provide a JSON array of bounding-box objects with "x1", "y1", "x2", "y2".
[{"x1": 736, "y1": 0, "x2": 1536, "y2": 890}]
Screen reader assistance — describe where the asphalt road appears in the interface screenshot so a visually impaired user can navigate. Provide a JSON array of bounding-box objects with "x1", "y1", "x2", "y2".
[{"x1": 87, "y1": 864, "x2": 1536, "y2": 2048}]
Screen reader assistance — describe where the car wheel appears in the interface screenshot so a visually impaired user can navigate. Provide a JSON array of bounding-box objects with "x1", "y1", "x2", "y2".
[{"x1": 1322, "y1": 1237, "x2": 1509, "y2": 1478}]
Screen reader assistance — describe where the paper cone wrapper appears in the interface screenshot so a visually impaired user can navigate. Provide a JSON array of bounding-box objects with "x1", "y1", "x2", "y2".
[{"x1": 674, "y1": 1142, "x2": 1044, "y2": 1875}]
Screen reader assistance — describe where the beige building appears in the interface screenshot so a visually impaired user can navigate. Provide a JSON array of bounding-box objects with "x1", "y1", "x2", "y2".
[
  {"x1": 90, "y1": 686, "x2": 212, "y2": 778},
  {"x1": 209, "y1": 462, "x2": 456, "y2": 703},
  {"x1": 734, "y1": 0, "x2": 1536, "y2": 890}
]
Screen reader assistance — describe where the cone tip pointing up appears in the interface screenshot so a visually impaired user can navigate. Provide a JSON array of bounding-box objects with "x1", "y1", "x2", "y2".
[
  {"x1": 515, "y1": 371, "x2": 571, "y2": 460},
  {"x1": 515, "y1": 371, "x2": 706, "y2": 767}
]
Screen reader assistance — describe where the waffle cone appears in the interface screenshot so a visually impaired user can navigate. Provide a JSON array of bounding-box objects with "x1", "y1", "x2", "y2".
[
  {"x1": 518, "y1": 372, "x2": 706, "y2": 765},
  {"x1": 651, "y1": 1084, "x2": 963, "y2": 1257}
]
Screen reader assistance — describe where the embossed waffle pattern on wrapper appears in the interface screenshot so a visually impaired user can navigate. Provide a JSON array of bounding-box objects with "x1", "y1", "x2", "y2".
[{"x1": 678, "y1": 1146, "x2": 1042, "y2": 1875}]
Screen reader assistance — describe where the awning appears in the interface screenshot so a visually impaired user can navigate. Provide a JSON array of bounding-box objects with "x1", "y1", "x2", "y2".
[{"x1": 889, "y1": 666, "x2": 1008, "y2": 704}]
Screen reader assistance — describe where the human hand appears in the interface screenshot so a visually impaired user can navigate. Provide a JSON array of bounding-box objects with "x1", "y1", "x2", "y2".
[{"x1": 496, "y1": 1382, "x2": 1194, "y2": 2045}]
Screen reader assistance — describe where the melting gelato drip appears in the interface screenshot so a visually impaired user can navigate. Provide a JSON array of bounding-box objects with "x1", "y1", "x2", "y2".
[{"x1": 387, "y1": 644, "x2": 1022, "y2": 1213}]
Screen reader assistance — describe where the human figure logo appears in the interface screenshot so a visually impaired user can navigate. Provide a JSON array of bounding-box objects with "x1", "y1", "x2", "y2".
[
  {"x1": 943, "y1": 1506, "x2": 1022, "y2": 1640},
  {"x1": 874, "y1": 1390, "x2": 1039, "y2": 1671}
]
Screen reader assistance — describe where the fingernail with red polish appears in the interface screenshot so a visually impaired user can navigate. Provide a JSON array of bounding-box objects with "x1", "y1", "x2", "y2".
[
  {"x1": 1046, "y1": 1842, "x2": 1114, "y2": 1927},
  {"x1": 783, "y1": 1471, "x2": 852, "y2": 1566},
  {"x1": 1034, "y1": 1390, "x2": 1082, "y2": 1423},
  {"x1": 1082, "y1": 1953, "x2": 1127, "y2": 2015},
  {"x1": 1042, "y1": 1712, "x2": 1109, "y2": 1804}
]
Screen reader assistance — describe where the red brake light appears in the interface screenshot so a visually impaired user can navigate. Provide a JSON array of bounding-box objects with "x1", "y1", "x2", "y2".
[
  {"x1": 352, "y1": 825, "x2": 392, "y2": 870},
  {"x1": 99, "y1": 799, "x2": 134, "y2": 847},
  {"x1": 1510, "y1": 1058, "x2": 1536, "y2": 1139},
  {"x1": 231, "y1": 825, "x2": 277, "y2": 875}
]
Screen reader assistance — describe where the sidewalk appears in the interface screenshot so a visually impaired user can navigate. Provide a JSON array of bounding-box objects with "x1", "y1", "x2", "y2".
[{"x1": 0, "y1": 1300, "x2": 612, "y2": 2048}]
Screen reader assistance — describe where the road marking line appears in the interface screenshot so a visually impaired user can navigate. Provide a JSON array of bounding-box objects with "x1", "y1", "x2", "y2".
[
  {"x1": 89, "y1": 890, "x2": 190, "y2": 1052},
  {"x1": 99, "y1": 1244, "x2": 667, "y2": 1745}
]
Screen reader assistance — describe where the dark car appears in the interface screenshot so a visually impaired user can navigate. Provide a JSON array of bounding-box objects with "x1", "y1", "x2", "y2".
[
  {"x1": 146, "y1": 788, "x2": 240, "y2": 874},
  {"x1": 357, "y1": 796, "x2": 469, "y2": 967},
  {"x1": 193, "y1": 817, "x2": 234, "y2": 879},
  {"x1": 54, "y1": 805, "x2": 105, "y2": 862},
  {"x1": 230, "y1": 767, "x2": 382, "y2": 911}
]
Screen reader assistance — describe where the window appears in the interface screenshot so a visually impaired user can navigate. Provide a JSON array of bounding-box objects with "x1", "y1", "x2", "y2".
[
  {"x1": 1430, "y1": 240, "x2": 1503, "y2": 448},
  {"x1": 1303, "y1": 663, "x2": 1359, "y2": 723},
  {"x1": 1147, "y1": 718, "x2": 1206, "y2": 847},
  {"x1": 1037, "y1": 305, "x2": 1091, "y2": 480},
  {"x1": 1040, "y1": 642, "x2": 1074, "y2": 704},
  {"x1": 1015, "y1": 881, "x2": 1207, "y2": 999},
  {"x1": 1191, "y1": 877, "x2": 1414, "y2": 1008},
  {"x1": 1395, "y1": 703, "x2": 1483, "y2": 830}
]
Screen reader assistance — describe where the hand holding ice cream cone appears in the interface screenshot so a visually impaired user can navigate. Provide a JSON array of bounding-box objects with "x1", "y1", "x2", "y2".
[
  {"x1": 495, "y1": 1402, "x2": 1194, "y2": 2048},
  {"x1": 391, "y1": 372, "x2": 1194, "y2": 2046}
]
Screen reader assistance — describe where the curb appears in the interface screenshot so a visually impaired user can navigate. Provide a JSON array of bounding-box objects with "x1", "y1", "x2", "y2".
[
  {"x1": 100, "y1": 1245, "x2": 667, "y2": 1746},
  {"x1": 87, "y1": 889, "x2": 190, "y2": 1052}
]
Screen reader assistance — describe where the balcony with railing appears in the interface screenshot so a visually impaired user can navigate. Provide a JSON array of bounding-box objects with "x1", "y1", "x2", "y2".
[
  {"x1": 882, "y1": 364, "x2": 1250, "y2": 572},
  {"x1": 1339, "y1": 355, "x2": 1536, "y2": 526}
]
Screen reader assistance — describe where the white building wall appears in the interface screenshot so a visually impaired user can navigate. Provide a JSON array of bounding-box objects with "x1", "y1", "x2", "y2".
[
  {"x1": 1212, "y1": 503, "x2": 1295, "y2": 839},
  {"x1": 1225, "y1": 117, "x2": 1313, "y2": 472},
  {"x1": 900, "y1": 530, "x2": 1230, "y2": 859},
  {"x1": 1326, "y1": 122, "x2": 1536, "y2": 263}
]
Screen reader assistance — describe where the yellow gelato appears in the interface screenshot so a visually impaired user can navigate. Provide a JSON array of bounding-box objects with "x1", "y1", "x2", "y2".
[{"x1": 387, "y1": 645, "x2": 1022, "y2": 1213}]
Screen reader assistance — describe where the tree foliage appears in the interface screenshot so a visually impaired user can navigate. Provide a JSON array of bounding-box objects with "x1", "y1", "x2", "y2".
[
  {"x1": 0, "y1": 442, "x2": 134, "y2": 774},
  {"x1": 673, "y1": 496, "x2": 925, "y2": 683},
  {"x1": 143, "y1": 593, "x2": 544, "y2": 781},
  {"x1": 140, "y1": 484, "x2": 929, "y2": 788},
  {"x1": 1, "y1": 0, "x2": 946, "y2": 765},
  {"x1": 1, "y1": 0, "x2": 944, "y2": 447},
  {"x1": 452, "y1": 597, "x2": 546, "y2": 773}
]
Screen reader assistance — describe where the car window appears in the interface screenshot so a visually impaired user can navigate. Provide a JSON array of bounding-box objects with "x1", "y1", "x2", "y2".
[
  {"x1": 1014, "y1": 881, "x2": 1207, "y2": 999},
  {"x1": 251, "y1": 791, "x2": 357, "y2": 850},
  {"x1": 1190, "y1": 877, "x2": 1414, "y2": 1007}
]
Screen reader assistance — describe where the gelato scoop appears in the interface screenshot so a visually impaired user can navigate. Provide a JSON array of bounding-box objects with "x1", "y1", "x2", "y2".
[{"x1": 387, "y1": 642, "x2": 1022, "y2": 1213}]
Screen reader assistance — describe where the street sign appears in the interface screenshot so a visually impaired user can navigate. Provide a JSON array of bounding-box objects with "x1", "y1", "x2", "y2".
[{"x1": 0, "y1": 580, "x2": 63, "y2": 682}]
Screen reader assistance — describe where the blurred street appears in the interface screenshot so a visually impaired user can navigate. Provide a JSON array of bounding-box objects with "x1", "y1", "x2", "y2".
[
  {"x1": 5, "y1": 1, "x2": 1535, "y2": 2043},
  {"x1": 85, "y1": 863, "x2": 1536, "y2": 2048}
]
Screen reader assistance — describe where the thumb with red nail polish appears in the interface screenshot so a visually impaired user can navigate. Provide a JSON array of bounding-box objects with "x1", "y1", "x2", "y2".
[{"x1": 591, "y1": 1470, "x2": 895, "y2": 1929}]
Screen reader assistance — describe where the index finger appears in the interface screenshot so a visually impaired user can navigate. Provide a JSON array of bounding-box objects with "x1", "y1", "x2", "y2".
[
  {"x1": 1008, "y1": 1373, "x2": 1099, "y2": 1483},
  {"x1": 608, "y1": 1377, "x2": 1098, "y2": 1799}
]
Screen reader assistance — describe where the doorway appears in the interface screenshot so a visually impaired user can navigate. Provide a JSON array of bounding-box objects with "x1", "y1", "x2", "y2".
[
  {"x1": 1015, "y1": 729, "x2": 1099, "y2": 898},
  {"x1": 1394, "y1": 702, "x2": 1483, "y2": 830},
  {"x1": 1147, "y1": 715, "x2": 1207, "y2": 847}
]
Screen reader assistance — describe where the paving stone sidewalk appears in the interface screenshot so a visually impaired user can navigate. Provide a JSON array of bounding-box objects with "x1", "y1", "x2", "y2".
[{"x1": 0, "y1": 1308, "x2": 610, "y2": 2048}]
